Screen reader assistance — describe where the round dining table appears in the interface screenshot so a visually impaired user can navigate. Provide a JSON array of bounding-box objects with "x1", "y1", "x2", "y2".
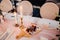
[{"x1": 0, "y1": 12, "x2": 60, "y2": 40}]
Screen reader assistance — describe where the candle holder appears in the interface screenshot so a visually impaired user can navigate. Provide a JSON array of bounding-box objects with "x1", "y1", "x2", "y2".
[
  {"x1": 19, "y1": 17, "x2": 24, "y2": 29},
  {"x1": 15, "y1": 24, "x2": 19, "y2": 27}
]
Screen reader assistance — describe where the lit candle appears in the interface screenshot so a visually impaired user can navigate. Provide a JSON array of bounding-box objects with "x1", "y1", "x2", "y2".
[
  {"x1": 14, "y1": 12, "x2": 18, "y2": 24},
  {"x1": 20, "y1": 6, "x2": 23, "y2": 17}
]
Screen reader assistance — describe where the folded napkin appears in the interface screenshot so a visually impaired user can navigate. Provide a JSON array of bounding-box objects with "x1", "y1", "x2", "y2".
[{"x1": 0, "y1": 32, "x2": 9, "y2": 40}]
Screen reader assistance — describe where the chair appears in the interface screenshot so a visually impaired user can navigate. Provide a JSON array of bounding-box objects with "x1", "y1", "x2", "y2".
[
  {"x1": 40, "y1": 2, "x2": 59, "y2": 20},
  {"x1": 17, "y1": 1, "x2": 33, "y2": 16},
  {"x1": 0, "y1": 0, "x2": 13, "y2": 12},
  {"x1": 56, "y1": 3, "x2": 60, "y2": 10},
  {"x1": 46, "y1": 0, "x2": 59, "y2": 3}
]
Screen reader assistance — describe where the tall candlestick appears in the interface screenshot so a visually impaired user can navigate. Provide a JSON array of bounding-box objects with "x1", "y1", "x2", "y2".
[
  {"x1": 14, "y1": 11, "x2": 19, "y2": 27},
  {"x1": 19, "y1": 6, "x2": 24, "y2": 29}
]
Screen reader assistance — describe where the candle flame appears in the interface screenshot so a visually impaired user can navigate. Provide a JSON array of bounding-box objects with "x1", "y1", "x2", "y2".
[{"x1": 14, "y1": 12, "x2": 16, "y2": 16}]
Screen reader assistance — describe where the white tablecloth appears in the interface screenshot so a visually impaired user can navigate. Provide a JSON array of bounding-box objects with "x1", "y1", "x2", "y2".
[
  {"x1": 0, "y1": 13, "x2": 59, "y2": 40},
  {"x1": 3, "y1": 13, "x2": 59, "y2": 28}
]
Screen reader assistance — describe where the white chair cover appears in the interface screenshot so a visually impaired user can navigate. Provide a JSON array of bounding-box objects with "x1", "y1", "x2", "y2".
[
  {"x1": 40, "y1": 2, "x2": 59, "y2": 20},
  {"x1": 0, "y1": 0, "x2": 13, "y2": 12},
  {"x1": 17, "y1": 1, "x2": 33, "y2": 16},
  {"x1": 46, "y1": 0, "x2": 58, "y2": 3}
]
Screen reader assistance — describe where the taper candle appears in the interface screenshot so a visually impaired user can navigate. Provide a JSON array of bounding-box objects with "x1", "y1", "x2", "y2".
[
  {"x1": 14, "y1": 12, "x2": 18, "y2": 24},
  {"x1": 20, "y1": 6, "x2": 23, "y2": 17}
]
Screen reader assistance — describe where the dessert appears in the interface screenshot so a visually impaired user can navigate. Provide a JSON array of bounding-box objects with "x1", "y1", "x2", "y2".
[
  {"x1": 16, "y1": 23, "x2": 41, "y2": 39},
  {"x1": 16, "y1": 28, "x2": 31, "y2": 39}
]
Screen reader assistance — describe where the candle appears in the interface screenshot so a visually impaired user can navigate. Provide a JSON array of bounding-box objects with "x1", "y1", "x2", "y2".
[
  {"x1": 14, "y1": 12, "x2": 18, "y2": 24},
  {"x1": 0, "y1": 15, "x2": 4, "y2": 23},
  {"x1": 20, "y1": 6, "x2": 23, "y2": 17}
]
